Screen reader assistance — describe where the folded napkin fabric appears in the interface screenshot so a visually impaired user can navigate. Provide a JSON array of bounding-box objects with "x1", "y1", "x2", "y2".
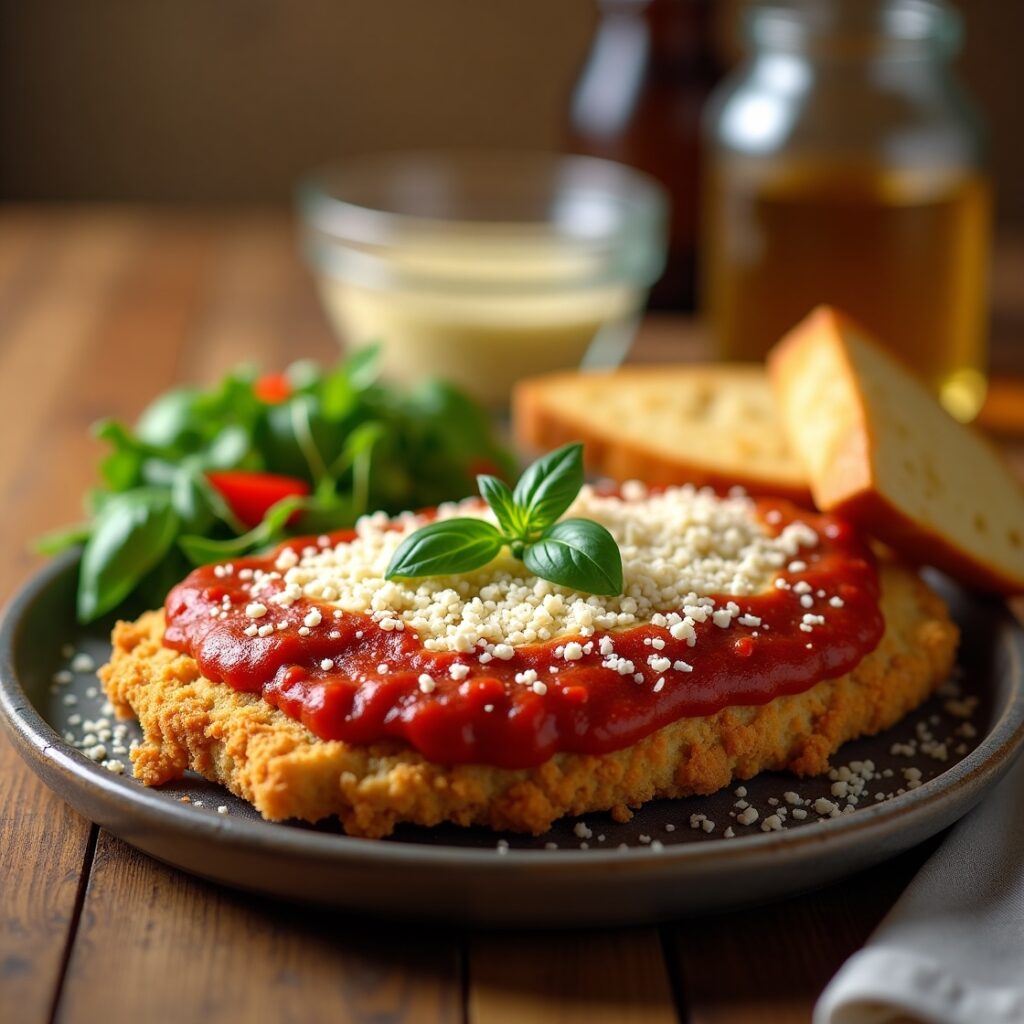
[{"x1": 816, "y1": 753, "x2": 1024, "y2": 1024}]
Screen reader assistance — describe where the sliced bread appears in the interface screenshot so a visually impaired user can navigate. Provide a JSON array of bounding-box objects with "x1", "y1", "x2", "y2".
[
  {"x1": 768, "y1": 305, "x2": 1024, "y2": 594},
  {"x1": 513, "y1": 364, "x2": 811, "y2": 503}
]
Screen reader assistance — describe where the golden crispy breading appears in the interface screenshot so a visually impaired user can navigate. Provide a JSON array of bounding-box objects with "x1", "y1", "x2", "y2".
[{"x1": 99, "y1": 562, "x2": 957, "y2": 838}]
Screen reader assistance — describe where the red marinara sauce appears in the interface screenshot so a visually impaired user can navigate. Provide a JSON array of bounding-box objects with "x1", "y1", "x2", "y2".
[{"x1": 163, "y1": 499, "x2": 883, "y2": 770}]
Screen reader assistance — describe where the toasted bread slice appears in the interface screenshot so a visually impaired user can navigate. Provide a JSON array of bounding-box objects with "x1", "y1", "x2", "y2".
[
  {"x1": 513, "y1": 365, "x2": 811, "y2": 503},
  {"x1": 769, "y1": 306, "x2": 1024, "y2": 594}
]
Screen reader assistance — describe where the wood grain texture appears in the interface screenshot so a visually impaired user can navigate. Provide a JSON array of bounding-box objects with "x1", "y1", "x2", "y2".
[
  {"x1": 55, "y1": 831, "x2": 462, "y2": 1024},
  {"x1": 0, "y1": 208, "x2": 146, "y2": 1024},
  {"x1": 0, "y1": 768, "x2": 95, "y2": 1024},
  {"x1": 180, "y1": 212, "x2": 336, "y2": 381},
  {"x1": 468, "y1": 929, "x2": 679, "y2": 1024}
]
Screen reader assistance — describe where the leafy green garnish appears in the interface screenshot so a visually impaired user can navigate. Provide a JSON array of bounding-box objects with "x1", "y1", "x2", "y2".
[
  {"x1": 77, "y1": 489, "x2": 181, "y2": 622},
  {"x1": 177, "y1": 496, "x2": 309, "y2": 566},
  {"x1": 513, "y1": 443, "x2": 584, "y2": 533},
  {"x1": 386, "y1": 443, "x2": 624, "y2": 596},
  {"x1": 43, "y1": 345, "x2": 515, "y2": 622},
  {"x1": 522, "y1": 518, "x2": 623, "y2": 596},
  {"x1": 380, "y1": 518, "x2": 505, "y2": 579}
]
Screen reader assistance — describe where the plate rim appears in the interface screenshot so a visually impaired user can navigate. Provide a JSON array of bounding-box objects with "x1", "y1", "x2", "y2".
[{"x1": 3, "y1": 549, "x2": 1024, "y2": 872}]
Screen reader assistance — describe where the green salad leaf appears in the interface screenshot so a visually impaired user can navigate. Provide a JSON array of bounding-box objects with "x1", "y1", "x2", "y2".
[
  {"x1": 43, "y1": 345, "x2": 516, "y2": 622},
  {"x1": 77, "y1": 489, "x2": 180, "y2": 621}
]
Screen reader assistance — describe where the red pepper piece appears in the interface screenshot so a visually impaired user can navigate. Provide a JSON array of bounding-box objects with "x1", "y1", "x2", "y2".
[
  {"x1": 254, "y1": 372, "x2": 292, "y2": 404},
  {"x1": 206, "y1": 470, "x2": 309, "y2": 528}
]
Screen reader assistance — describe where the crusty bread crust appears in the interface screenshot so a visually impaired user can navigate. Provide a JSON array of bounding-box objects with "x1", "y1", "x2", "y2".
[
  {"x1": 820, "y1": 489, "x2": 1022, "y2": 594},
  {"x1": 513, "y1": 365, "x2": 812, "y2": 504},
  {"x1": 99, "y1": 562, "x2": 957, "y2": 838},
  {"x1": 769, "y1": 306, "x2": 1024, "y2": 595}
]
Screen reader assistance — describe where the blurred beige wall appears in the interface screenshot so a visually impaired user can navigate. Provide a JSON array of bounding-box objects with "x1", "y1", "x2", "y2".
[{"x1": 1, "y1": 0, "x2": 1021, "y2": 221}]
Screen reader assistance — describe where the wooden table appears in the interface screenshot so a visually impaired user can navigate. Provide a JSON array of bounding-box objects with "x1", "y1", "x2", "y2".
[{"x1": 0, "y1": 207, "x2": 1020, "y2": 1024}]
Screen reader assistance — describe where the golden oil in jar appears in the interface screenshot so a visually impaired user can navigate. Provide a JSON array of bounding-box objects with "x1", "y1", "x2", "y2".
[
  {"x1": 703, "y1": 162, "x2": 991, "y2": 421},
  {"x1": 701, "y1": 0, "x2": 992, "y2": 421}
]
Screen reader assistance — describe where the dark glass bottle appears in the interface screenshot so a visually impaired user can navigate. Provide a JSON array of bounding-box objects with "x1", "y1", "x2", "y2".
[{"x1": 566, "y1": 0, "x2": 721, "y2": 310}]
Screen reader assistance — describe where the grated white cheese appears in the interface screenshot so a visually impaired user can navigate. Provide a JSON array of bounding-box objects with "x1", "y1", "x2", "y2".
[{"x1": 259, "y1": 484, "x2": 818, "y2": 655}]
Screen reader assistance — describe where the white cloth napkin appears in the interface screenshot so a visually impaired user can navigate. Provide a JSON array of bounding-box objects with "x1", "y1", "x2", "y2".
[{"x1": 815, "y1": 753, "x2": 1024, "y2": 1024}]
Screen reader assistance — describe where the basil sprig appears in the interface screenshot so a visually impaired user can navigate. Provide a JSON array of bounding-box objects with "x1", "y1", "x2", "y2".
[{"x1": 386, "y1": 443, "x2": 624, "y2": 596}]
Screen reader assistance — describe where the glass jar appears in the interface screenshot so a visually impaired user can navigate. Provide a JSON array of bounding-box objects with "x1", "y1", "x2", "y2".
[{"x1": 701, "y1": 0, "x2": 991, "y2": 421}]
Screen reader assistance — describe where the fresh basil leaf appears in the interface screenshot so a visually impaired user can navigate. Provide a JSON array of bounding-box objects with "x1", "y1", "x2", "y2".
[
  {"x1": 170, "y1": 468, "x2": 216, "y2": 535},
  {"x1": 94, "y1": 419, "x2": 154, "y2": 491},
  {"x1": 362, "y1": 375, "x2": 515, "y2": 511},
  {"x1": 257, "y1": 396, "x2": 340, "y2": 481},
  {"x1": 132, "y1": 548, "x2": 193, "y2": 614},
  {"x1": 347, "y1": 422, "x2": 384, "y2": 518},
  {"x1": 197, "y1": 369, "x2": 262, "y2": 436},
  {"x1": 33, "y1": 522, "x2": 91, "y2": 556},
  {"x1": 93, "y1": 418, "x2": 156, "y2": 452},
  {"x1": 512, "y1": 442, "x2": 584, "y2": 533},
  {"x1": 523, "y1": 518, "x2": 623, "y2": 596},
  {"x1": 258, "y1": 401, "x2": 308, "y2": 478},
  {"x1": 320, "y1": 370, "x2": 357, "y2": 422},
  {"x1": 290, "y1": 396, "x2": 329, "y2": 481},
  {"x1": 190, "y1": 470, "x2": 247, "y2": 534},
  {"x1": 255, "y1": 493, "x2": 305, "y2": 537},
  {"x1": 477, "y1": 475, "x2": 521, "y2": 537},
  {"x1": 177, "y1": 533, "x2": 252, "y2": 566},
  {"x1": 407, "y1": 380, "x2": 493, "y2": 450},
  {"x1": 77, "y1": 489, "x2": 180, "y2": 622},
  {"x1": 178, "y1": 495, "x2": 306, "y2": 565},
  {"x1": 135, "y1": 388, "x2": 204, "y2": 451},
  {"x1": 140, "y1": 457, "x2": 180, "y2": 487},
  {"x1": 98, "y1": 447, "x2": 143, "y2": 492},
  {"x1": 326, "y1": 420, "x2": 385, "y2": 479},
  {"x1": 386, "y1": 518, "x2": 504, "y2": 580},
  {"x1": 290, "y1": 492, "x2": 356, "y2": 536},
  {"x1": 202, "y1": 425, "x2": 250, "y2": 469}
]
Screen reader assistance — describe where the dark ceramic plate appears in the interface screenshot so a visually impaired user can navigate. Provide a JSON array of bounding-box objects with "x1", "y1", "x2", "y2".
[{"x1": 2, "y1": 552, "x2": 1023, "y2": 926}]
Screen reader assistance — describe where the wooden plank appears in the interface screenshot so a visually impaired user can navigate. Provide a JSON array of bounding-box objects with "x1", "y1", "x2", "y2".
[
  {"x1": 0, "y1": 207, "x2": 60, "y2": 315},
  {"x1": 666, "y1": 841, "x2": 937, "y2": 1024},
  {"x1": 0, "y1": 209, "x2": 149, "y2": 1024},
  {"x1": 183, "y1": 212, "x2": 335, "y2": 383},
  {"x1": 0, "y1": 767, "x2": 96, "y2": 1024},
  {"x1": 468, "y1": 929, "x2": 680, "y2": 1024},
  {"x1": 55, "y1": 831, "x2": 462, "y2": 1024},
  {"x1": 0, "y1": 209, "x2": 146, "y2": 492},
  {"x1": 3, "y1": 215, "x2": 224, "y2": 576}
]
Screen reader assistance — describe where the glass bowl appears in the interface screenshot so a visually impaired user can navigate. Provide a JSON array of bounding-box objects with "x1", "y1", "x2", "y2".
[{"x1": 296, "y1": 150, "x2": 668, "y2": 405}]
